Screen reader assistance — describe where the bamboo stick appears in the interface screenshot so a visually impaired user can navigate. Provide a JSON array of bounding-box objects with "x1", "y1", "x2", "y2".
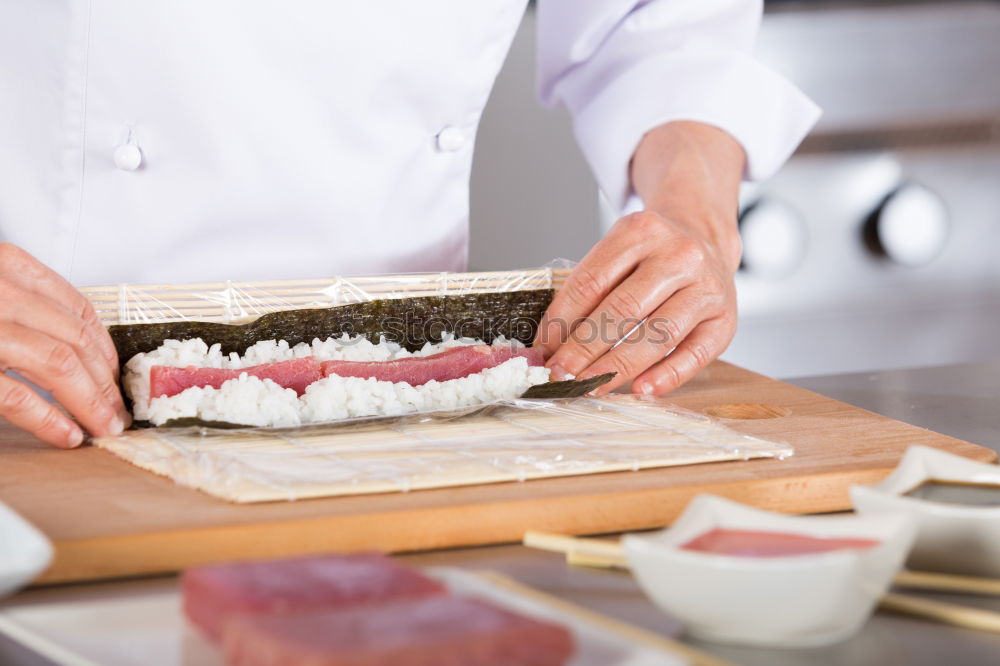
[
  {"x1": 893, "y1": 570, "x2": 1000, "y2": 597},
  {"x1": 879, "y1": 593, "x2": 1000, "y2": 633},
  {"x1": 566, "y1": 550, "x2": 630, "y2": 571},
  {"x1": 475, "y1": 571, "x2": 735, "y2": 666},
  {"x1": 523, "y1": 531, "x2": 626, "y2": 563},
  {"x1": 0, "y1": 616, "x2": 102, "y2": 666}
]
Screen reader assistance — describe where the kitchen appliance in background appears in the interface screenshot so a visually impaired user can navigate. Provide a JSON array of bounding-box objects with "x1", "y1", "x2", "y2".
[
  {"x1": 470, "y1": 1, "x2": 1000, "y2": 379},
  {"x1": 725, "y1": 0, "x2": 1000, "y2": 377}
]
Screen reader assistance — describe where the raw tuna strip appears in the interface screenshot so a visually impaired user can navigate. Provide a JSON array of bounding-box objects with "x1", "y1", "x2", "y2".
[
  {"x1": 150, "y1": 357, "x2": 321, "y2": 399},
  {"x1": 320, "y1": 345, "x2": 545, "y2": 386},
  {"x1": 222, "y1": 595, "x2": 575, "y2": 666},
  {"x1": 681, "y1": 529, "x2": 880, "y2": 558},
  {"x1": 492, "y1": 345, "x2": 546, "y2": 367},
  {"x1": 182, "y1": 553, "x2": 446, "y2": 643}
]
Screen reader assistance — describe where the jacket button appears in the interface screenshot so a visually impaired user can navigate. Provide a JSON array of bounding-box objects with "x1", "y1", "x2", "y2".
[
  {"x1": 114, "y1": 144, "x2": 142, "y2": 171},
  {"x1": 435, "y1": 126, "x2": 465, "y2": 152}
]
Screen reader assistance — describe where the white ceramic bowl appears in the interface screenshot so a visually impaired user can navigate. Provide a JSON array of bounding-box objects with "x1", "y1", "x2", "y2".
[
  {"x1": 622, "y1": 494, "x2": 915, "y2": 647},
  {"x1": 0, "y1": 501, "x2": 53, "y2": 598},
  {"x1": 851, "y1": 444, "x2": 1000, "y2": 577}
]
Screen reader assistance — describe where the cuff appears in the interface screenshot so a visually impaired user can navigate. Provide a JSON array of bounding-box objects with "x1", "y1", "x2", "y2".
[{"x1": 559, "y1": 50, "x2": 822, "y2": 211}]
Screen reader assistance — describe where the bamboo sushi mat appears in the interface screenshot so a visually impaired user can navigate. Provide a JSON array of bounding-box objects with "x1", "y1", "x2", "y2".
[
  {"x1": 93, "y1": 394, "x2": 792, "y2": 503},
  {"x1": 79, "y1": 267, "x2": 572, "y2": 325}
]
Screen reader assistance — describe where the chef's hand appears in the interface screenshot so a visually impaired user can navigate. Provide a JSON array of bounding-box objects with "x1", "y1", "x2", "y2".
[
  {"x1": 0, "y1": 243, "x2": 127, "y2": 448},
  {"x1": 535, "y1": 121, "x2": 745, "y2": 395}
]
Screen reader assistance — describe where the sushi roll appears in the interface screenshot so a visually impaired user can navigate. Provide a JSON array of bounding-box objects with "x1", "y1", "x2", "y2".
[
  {"x1": 111, "y1": 290, "x2": 613, "y2": 428},
  {"x1": 123, "y1": 334, "x2": 552, "y2": 428}
]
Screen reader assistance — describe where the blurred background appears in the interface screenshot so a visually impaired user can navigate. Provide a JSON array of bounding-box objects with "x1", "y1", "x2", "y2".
[{"x1": 469, "y1": 0, "x2": 1000, "y2": 379}]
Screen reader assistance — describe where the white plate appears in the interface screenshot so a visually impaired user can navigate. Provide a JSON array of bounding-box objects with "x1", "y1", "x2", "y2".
[
  {"x1": 851, "y1": 444, "x2": 1000, "y2": 576},
  {"x1": 0, "y1": 568, "x2": 686, "y2": 666},
  {"x1": 623, "y1": 494, "x2": 915, "y2": 648},
  {"x1": 0, "y1": 502, "x2": 52, "y2": 599}
]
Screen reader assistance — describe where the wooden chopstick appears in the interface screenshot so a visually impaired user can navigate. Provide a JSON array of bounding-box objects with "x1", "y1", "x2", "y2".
[
  {"x1": 893, "y1": 570, "x2": 1000, "y2": 597},
  {"x1": 0, "y1": 616, "x2": 102, "y2": 666},
  {"x1": 522, "y1": 530, "x2": 626, "y2": 564},
  {"x1": 879, "y1": 593, "x2": 1000, "y2": 633},
  {"x1": 475, "y1": 571, "x2": 734, "y2": 666},
  {"x1": 566, "y1": 550, "x2": 630, "y2": 571},
  {"x1": 523, "y1": 530, "x2": 1000, "y2": 635}
]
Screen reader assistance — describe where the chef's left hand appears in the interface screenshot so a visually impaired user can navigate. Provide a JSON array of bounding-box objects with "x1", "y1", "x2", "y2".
[{"x1": 534, "y1": 121, "x2": 745, "y2": 395}]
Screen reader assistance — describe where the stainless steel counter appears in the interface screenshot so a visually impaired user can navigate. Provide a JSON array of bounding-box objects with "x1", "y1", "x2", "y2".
[
  {"x1": 793, "y1": 361, "x2": 1000, "y2": 452},
  {"x1": 3, "y1": 362, "x2": 1000, "y2": 666}
]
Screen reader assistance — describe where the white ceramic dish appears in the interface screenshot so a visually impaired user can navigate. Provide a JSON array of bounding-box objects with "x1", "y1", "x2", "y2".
[
  {"x1": 0, "y1": 501, "x2": 53, "y2": 599},
  {"x1": 0, "y1": 568, "x2": 686, "y2": 666},
  {"x1": 851, "y1": 444, "x2": 1000, "y2": 577},
  {"x1": 622, "y1": 494, "x2": 915, "y2": 647}
]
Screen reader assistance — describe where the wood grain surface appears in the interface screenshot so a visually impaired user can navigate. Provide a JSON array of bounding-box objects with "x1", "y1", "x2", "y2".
[{"x1": 1, "y1": 361, "x2": 995, "y2": 585}]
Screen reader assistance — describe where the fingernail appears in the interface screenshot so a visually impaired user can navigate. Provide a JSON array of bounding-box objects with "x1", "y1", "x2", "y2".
[
  {"x1": 635, "y1": 381, "x2": 655, "y2": 396},
  {"x1": 548, "y1": 364, "x2": 569, "y2": 381},
  {"x1": 108, "y1": 414, "x2": 125, "y2": 436},
  {"x1": 66, "y1": 427, "x2": 84, "y2": 448},
  {"x1": 119, "y1": 409, "x2": 133, "y2": 429}
]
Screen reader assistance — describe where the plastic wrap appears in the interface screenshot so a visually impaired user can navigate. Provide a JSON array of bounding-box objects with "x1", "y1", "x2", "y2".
[
  {"x1": 80, "y1": 261, "x2": 575, "y2": 327},
  {"x1": 81, "y1": 264, "x2": 793, "y2": 502},
  {"x1": 94, "y1": 394, "x2": 793, "y2": 503}
]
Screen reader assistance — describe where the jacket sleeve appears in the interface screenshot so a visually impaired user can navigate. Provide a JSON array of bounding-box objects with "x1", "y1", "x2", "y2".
[{"x1": 536, "y1": 0, "x2": 821, "y2": 210}]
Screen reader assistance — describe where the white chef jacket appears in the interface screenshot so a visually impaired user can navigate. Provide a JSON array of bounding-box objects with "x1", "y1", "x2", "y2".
[{"x1": 0, "y1": 1, "x2": 818, "y2": 287}]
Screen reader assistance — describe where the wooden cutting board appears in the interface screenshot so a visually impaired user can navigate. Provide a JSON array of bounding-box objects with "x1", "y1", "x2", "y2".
[{"x1": 1, "y1": 361, "x2": 994, "y2": 585}]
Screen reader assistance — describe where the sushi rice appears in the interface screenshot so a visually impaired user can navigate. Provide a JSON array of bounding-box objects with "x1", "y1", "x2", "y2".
[{"x1": 124, "y1": 334, "x2": 551, "y2": 427}]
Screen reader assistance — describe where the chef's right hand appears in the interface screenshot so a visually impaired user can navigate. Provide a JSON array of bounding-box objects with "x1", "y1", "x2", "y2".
[{"x1": 0, "y1": 243, "x2": 127, "y2": 448}]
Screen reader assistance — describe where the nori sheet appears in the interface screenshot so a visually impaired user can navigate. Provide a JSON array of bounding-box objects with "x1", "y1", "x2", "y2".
[
  {"x1": 110, "y1": 289, "x2": 557, "y2": 372},
  {"x1": 521, "y1": 372, "x2": 615, "y2": 399},
  {"x1": 112, "y1": 287, "x2": 616, "y2": 428}
]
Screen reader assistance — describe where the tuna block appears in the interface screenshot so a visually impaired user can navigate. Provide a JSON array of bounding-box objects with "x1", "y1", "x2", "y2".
[
  {"x1": 151, "y1": 357, "x2": 322, "y2": 398},
  {"x1": 222, "y1": 595, "x2": 575, "y2": 666},
  {"x1": 320, "y1": 344, "x2": 545, "y2": 386},
  {"x1": 182, "y1": 553, "x2": 446, "y2": 642}
]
